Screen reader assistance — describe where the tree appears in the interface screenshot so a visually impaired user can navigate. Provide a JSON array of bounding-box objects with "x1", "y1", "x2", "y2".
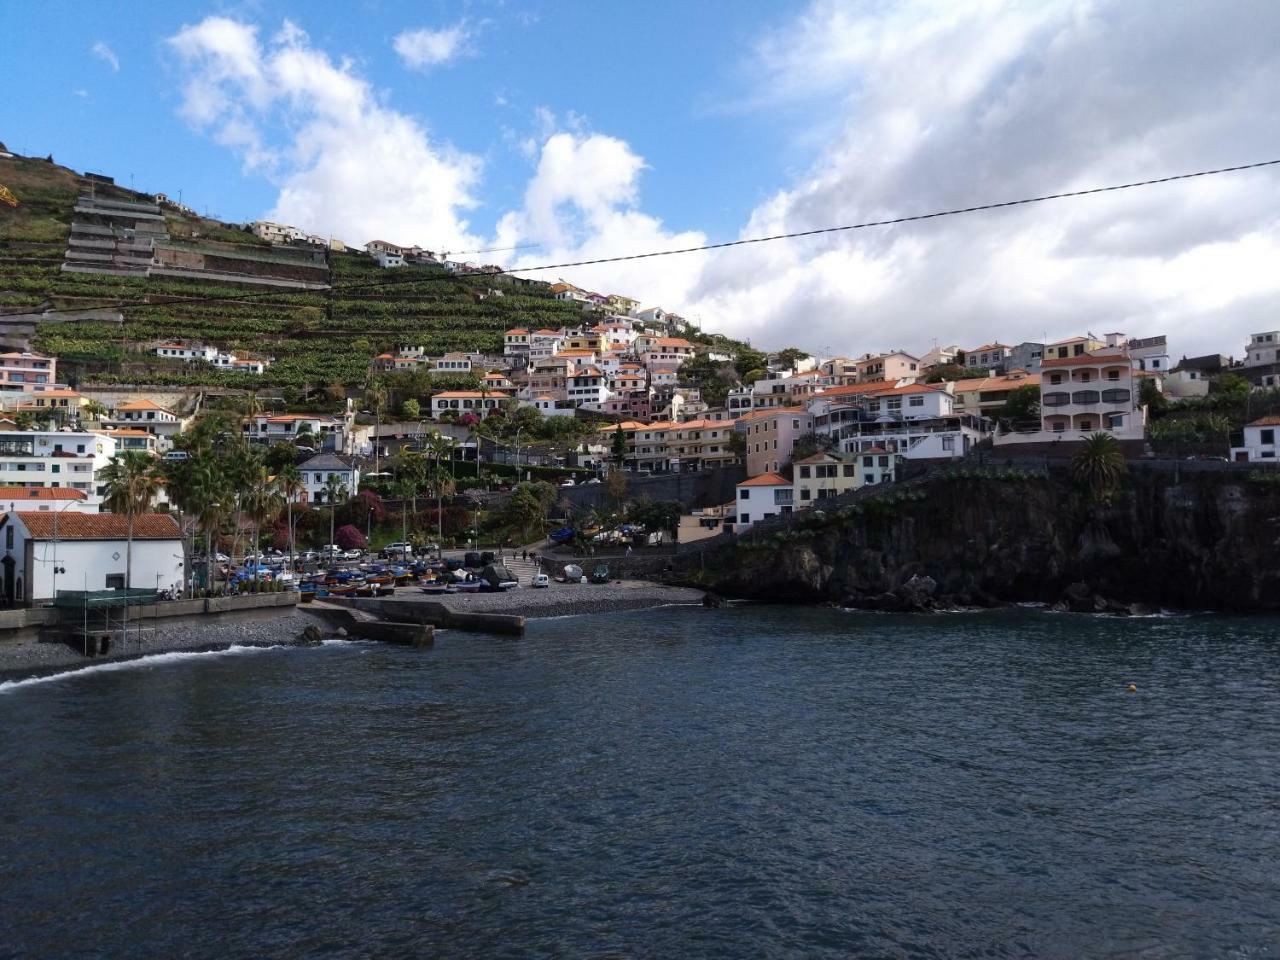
[
  {"x1": 998, "y1": 384, "x2": 1041, "y2": 427},
  {"x1": 1072, "y1": 432, "x2": 1127, "y2": 505},
  {"x1": 241, "y1": 464, "x2": 283, "y2": 589},
  {"x1": 80, "y1": 399, "x2": 108, "y2": 422},
  {"x1": 742, "y1": 368, "x2": 767, "y2": 385},
  {"x1": 322, "y1": 474, "x2": 349, "y2": 548},
  {"x1": 101, "y1": 451, "x2": 161, "y2": 592},
  {"x1": 502, "y1": 484, "x2": 547, "y2": 541},
  {"x1": 610, "y1": 425, "x2": 627, "y2": 466},
  {"x1": 734, "y1": 347, "x2": 768, "y2": 378},
  {"x1": 274, "y1": 462, "x2": 304, "y2": 564},
  {"x1": 1139, "y1": 376, "x2": 1169, "y2": 419},
  {"x1": 334, "y1": 524, "x2": 367, "y2": 551},
  {"x1": 402, "y1": 398, "x2": 420, "y2": 421},
  {"x1": 265, "y1": 441, "x2": 298, "y2": 472},
  {"x1": 790, "y1": 431, "x2": 836, "y2": 462},
  {"x1": 178, "y1": 456, "x2": 230, "y2": 592},
  {"x1": 365, "y1": 382, "x2": 388, "y2": 478},
  {"x1": 926, "y1": 364, "x2": 970, "y2": 383},
  {"x1": 630, "y1": 500, "x2": 682, "y2": 542},
  {"x1": 605, "y1": 467, "x2": 629, "y2": 509},
  {"x1": 775, "y1": 347, "x2": 809, "y2": 371}
]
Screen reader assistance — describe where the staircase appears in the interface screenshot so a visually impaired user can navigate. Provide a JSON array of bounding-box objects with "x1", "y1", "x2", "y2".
[{"x1": 500, "y1": 556, "x2": 541, "y2": 584}]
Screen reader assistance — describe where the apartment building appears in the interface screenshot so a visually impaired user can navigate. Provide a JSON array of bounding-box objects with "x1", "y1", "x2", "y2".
[
  {"x1": 737, "y1": 407, "x2": 812, "y2": 476},
  {"x1": 0, "y1": 352, "x2": 58, "y2": 392},
  {"x1": 995, "y1": 345, "x2": 1145, "y2": 447},
  {"x1": 0, "y1": 430, "x2": 116, "y2": 505},
  {"x1": 810, "y1": 383, "x2": 986, "y2": 460},
  {"x1": 103, "y1": 398, "x2": 186, "y2": 451},
  {"x1": 950, "y1": 369, "x2": 1040, "y2": 418},
  {"x1": 855, "y1": 351, "x2": 921, "y2": 383},
  {"x1": 963, "y1": 343, "x2": 1012, "y2": 371}
]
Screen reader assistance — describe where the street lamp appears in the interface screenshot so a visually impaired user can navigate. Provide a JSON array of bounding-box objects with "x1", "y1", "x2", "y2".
[{"x1": 48, "y1": 498, "x2": 80, "y2": 602}]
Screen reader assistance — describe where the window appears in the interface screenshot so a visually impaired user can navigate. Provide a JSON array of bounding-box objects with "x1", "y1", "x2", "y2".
[
  {"x1": 740, "y1": 489, "x2": 750, "y2": 500},
  {"x1": 878, "y1": 456, "x2": 889, "y2": 468},
  {"x1": 909, "y1": 396, "x2": 924, "y2": 407},
  {"x1": 1079, "y1": 420, "x2": 1093, "y2": 431},
  {"x1": 1050, "y1": 374, "x2": 1063, "y2": 385},
  {"x1": 865, "y1": 473, "x2": 875, "y2": 484},
  {"x1": 800, "y1": 488, "x2": 811, "y2": 501},
  {"x1": 738, "y1": 513, "x2": 749, "y2": 523},
  {"x1": 799, "y1": 466, "x2": 810, "y2": 479},
  {"x1": 843, "y1": 465, "x2": 855, "y2": 477},
  {"x1": 1262, "y1": 429, "x2": 1275, "y2": 445},
  {"x1": 4, "y1": 528, "x2": 10, "y2": 549},
  {"x1": 942, "y1": 436, "x2": 955, "y2": 451},
  {"x1": 1052, "y1": 422, "x2": 1066, "y2": 433}
]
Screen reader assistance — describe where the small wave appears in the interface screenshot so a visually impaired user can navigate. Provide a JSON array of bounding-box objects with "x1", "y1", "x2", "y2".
[{"x1": 0, "y1": 644, "x2": 285, "y2": 694}]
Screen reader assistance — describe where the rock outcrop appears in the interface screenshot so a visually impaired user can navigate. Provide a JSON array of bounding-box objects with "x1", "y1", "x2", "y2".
[{"x1": 687, "y1": 468, "x2": 1280, "y2": 613}]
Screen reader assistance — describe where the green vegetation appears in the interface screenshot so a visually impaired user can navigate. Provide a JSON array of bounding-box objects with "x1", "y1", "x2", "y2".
[
  {"x1": 1, "y1": 155, "x2": 588, "y2": 390},
  {"x1": 1072, "y1": 432, "x2": 1127, "y2": 504}
]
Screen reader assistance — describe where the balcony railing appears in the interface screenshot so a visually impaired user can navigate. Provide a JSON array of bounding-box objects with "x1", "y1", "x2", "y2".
[
  {"x1": 1071, "y1": 390, "x2": 1100, "y2": 406},
  {"x1": 1101, "y1": 388, "x2": 1131, "y2": 404},
  {"x1": 1042, "y1": 392, "x2": 1070, "y2": 407}
]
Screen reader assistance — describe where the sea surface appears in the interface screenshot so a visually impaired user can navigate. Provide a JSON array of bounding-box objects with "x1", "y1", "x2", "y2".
[{"x1": 2, "y1": 606, "x2": 1279, "y2": 958}]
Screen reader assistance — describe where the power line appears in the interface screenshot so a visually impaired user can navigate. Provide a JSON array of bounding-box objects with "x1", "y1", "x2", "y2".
[{"x1": 18, "y1": 157, "x2": 1280, "y2": 319}]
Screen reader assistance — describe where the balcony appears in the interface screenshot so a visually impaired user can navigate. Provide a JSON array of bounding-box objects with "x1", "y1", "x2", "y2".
[
  {"x1": 1042, "y1": 392, "x2": 1071, "y2": 407},
  {"x1": 1101, "y1": 388, "x2": 1131, "y2": 404},
  {"x1": 1071, "y1": 390, "x2": 1100, "y2": 406}
]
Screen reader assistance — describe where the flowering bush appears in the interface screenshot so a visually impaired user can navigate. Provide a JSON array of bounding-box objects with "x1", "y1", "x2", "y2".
[{"x1": 334, "y1": 524, "x2": 367, "y2": 550}]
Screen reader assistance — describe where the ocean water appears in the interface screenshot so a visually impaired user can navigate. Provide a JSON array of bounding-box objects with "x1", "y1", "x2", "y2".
[{"x1": 2, "y1": 606, "x2": 1278, "y2": 958}]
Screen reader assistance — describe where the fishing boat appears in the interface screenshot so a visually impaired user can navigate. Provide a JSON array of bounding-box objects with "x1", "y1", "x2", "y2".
[{"x1": 419, "y1": 581, "x2": 453, "y2": 595}]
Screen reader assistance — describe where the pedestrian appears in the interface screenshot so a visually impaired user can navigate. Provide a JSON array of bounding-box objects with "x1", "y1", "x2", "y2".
[
  {"x1": 522, "y1": 549, "x2": 527, "y2": 561},
  {"x1": 625, "y1": 545, "x2": 632, "y2": 557}
]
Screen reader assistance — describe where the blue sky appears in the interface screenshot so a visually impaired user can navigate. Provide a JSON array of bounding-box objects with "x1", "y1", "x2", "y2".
[
  {"x1": 7, "y1": 0, "x2": 795, "y2": 242},
  {"x1": 8, "y1": 1, "x2": 1280, "y2": 358}
]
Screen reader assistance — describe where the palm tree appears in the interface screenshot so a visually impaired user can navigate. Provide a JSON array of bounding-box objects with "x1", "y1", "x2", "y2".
[
  {"x1": 80, "y1": 399, "x2": 109, "y2": 423},
  {"x1": 365, "y1": 382, "x2": 388, "y2": 479},
  {"x1": 187, "y1": 459, "x2": 231, "y2": 593},
  {"x1": 242, "y1": 465, "x2": 284, "y2": 591},
  {"x1": 1072, "y1": 432, "x2": 1127, "y2": 504},
  {"x1": 274, "y1": 462, "x2": 304, "y2": 567},
  {"x1": 100, "y1": 451, "x2": 161, "y2": 592},
  {"x1": 322, "y1": 474, "x2": 349, "y2": 550}
]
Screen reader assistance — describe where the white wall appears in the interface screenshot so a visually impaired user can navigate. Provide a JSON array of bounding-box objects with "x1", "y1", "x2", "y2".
[{"x1": 23, "y1": 536, "x2": 185, "y2": 600}]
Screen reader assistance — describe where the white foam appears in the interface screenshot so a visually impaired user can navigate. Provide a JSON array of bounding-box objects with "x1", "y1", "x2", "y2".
[{"x1": 0, "y1": 644, "x2": 285, "y2": 694}]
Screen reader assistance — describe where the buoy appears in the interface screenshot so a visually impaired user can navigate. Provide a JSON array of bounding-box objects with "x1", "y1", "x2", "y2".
[{"x1": 1127, "y1": 683, "x2": 1137, "y2": 693}]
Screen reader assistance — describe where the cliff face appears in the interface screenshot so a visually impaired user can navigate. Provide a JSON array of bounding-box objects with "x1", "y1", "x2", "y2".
[{"x1": 695, "y1": 469, "x2": 1280, "y2": 613}]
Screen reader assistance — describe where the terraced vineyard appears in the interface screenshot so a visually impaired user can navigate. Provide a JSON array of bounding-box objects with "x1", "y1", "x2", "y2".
[{"x1": 0, "y1": 152, "x2": 586, "y2": 389}]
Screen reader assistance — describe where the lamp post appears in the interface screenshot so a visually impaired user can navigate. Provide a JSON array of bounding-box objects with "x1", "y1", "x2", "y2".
[{"x1": 49, "y1": 498, "x2": 79, "y2": 603}]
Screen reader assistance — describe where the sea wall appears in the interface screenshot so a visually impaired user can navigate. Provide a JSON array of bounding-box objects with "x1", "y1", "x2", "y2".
[{"x1": 686, "y1": 468, "x2": 1280, "y2": 613}]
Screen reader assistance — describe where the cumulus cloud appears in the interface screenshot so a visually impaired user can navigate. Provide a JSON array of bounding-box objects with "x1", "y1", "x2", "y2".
[
  {"x1": 496, "y1": 128, "x2": 707, "y2": 310},
  {"x1": 91, "y1": 41, "x2": 119, "y2": 72},
  {"x1": 686, "y1": 0, "x2": 1280, "y2": 360},
  {"x1": 393, "y1": 23, "x2": 471, "y2": 70},
  {"x1": 166, "y1": 16, "x2": 482, "y2": 250}
]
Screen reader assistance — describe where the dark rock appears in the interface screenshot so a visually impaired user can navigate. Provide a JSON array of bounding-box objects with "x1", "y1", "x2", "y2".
[
  {"x1": 298, "y1": 625, "x2": 324, "y2": 646},
  {"x1": 702, "y1": 592, "x2": 728, "y2": 608},
  {"x1": 895, "y1": 574, "x2": 938, "y2": 611}
]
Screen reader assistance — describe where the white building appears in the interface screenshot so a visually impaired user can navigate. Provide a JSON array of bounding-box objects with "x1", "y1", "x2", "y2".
[
  {"x1": 0, "y1": 430, "x2": 116, "y2": 505},
  {"x1": 102, "y1": 398, "x2": 187, "y2": 452},
  {"x1": 250, "y1": 221, "x2": 305, "y2": 244},
  {"x1": 733, "y1": 473, "x2": 793, "y2": 532},
  {"x1": 243, "y1": 413, "x2": 346, "y2": 448},
  {"x1": 374, "y1": 250, "x2": 404, "y2": 268},
  {"x1": 299, "y1": 452, "x2": 360, "y2": 504},
  {"x1": 995, "y1": 345, "x2": 1146, "y2": 446},
  {"x1": 810, "y1": 384, "x2": 987, "y2": 461},
  {"x1": 154, "y1": 342, "x2": 218, "y2": 363},
  {"x1": 434, "y1": 353, "x2": 473, "y2": 374},
  {"x1": 1230, "y1": 416, "x2": 1280, "y2": 463},
  {"x1": 1242, "y1": 331, "x2": 1280, "y2": 368},
  {"x1": 0, "y1": 511, "x2": 184, "y2": 604},
  {"x1": 0, "y1": 487, "x2": 92, "y2": 514}
]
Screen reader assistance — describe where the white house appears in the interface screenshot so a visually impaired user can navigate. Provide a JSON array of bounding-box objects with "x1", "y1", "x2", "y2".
[
  {"x1": 375, "y1": 250, "x2": 404, "y2": 268},
  {"x1": 0, "y1": 430, "x2": 116, "y2": 505},
  {"x1": 154, "y1": 342, "x2": 218, "y2": 363},
  {"x1": 0, "y1": 511, "x2": 184, "y2": 604},
  {"x1": 299, "y1": 452, "x2": 360, "y2": 504},
  {"x1": 434, "y1": 353, "x2": 473, "y2": 374},
  {"x1": 733, "y1": 473, "x2": 793, "y2": 532},
  {"x1": 103, "y1": 398, "x2": 187, "y2": 451},
  {"x1": 1230, "y1": 416, "x2": 1280, "y2": 463},
  {"x1": 251, "y1": 221, "x2": 305, "y2": 244}
]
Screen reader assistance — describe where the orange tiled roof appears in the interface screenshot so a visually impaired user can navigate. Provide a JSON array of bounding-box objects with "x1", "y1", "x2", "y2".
[
  {"x1": 739, "y1": 472, "x2": 790, "y2": 487},
  {"x1": 1249, "y1": 416, "x2": 1280, "y2": 427},
  {"x1": 0, "y1": 487, "x2": 87, "y2": 501},
  {"x1": 10, "y1": 511, "x2": 180, "y2": 540}
]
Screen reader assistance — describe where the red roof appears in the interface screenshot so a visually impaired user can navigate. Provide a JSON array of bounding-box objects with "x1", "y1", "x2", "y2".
[
  {"x1": 1249, "y1": 416, "x2": 1280, "y2": 427},
  {"x1": 739, "y1": 472, "x2": 790, "y2": 487},
  {"x1": 0, "y1": 487, "x2": 87, "y2": 501},
  {"x1": 7, "y1": 512, "x2": 180, "y2": 540}
]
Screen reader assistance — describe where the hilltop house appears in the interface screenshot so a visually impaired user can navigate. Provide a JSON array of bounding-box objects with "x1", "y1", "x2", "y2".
[{"x1": 299, "y1": 452, "x2": 360, "y2": 504}]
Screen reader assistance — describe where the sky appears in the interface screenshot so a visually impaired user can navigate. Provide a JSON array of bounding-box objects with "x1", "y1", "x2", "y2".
[{"x1": 7, "y1": 0, "x2": 1280, "y2": 361}]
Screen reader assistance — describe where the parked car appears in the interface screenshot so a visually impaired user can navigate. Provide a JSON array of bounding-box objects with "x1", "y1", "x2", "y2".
[
  {"x1": 163, "y1": 451, "x2": 190, "y2": 462},
  {"x1": 381, "y1": 542, "x2": 413, "y2": 559},
  {"x1": 559, "y1": 478, "x2": 576, "y2": 487},
  {"x1": 214, "y1": 552, "x2": 230, "y2": 564},
  {"x1": 531, "y1": 573, "x2": 550, "y2": 589},
  {"x1": 298, "y1": 550, "x2": 318, "y2": 562},
  {"x1": 585, "y1": 477, "x2": 601, "y2": 485},
  {"x1": 343, "y1": 548, "x2": 363, "y2": 561}
]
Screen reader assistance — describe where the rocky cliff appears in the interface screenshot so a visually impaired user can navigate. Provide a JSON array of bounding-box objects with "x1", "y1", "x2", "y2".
[{"x1": 688, "y1": 467, "x2": 1280, "y2": 613}]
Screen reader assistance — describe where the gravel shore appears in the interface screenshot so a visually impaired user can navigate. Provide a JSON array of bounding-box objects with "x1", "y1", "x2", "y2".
[
  {"x1": 0, "y1": 580, "x2": 704, "y2": 681},
  {"x1": 430, "y1": 579, "x2": 705, "y2": 619},
  {"x1": 0, "y1": 608, "x2": 329, "y2": 683}
]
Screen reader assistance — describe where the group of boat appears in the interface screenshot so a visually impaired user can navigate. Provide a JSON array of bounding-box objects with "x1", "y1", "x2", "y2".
[{"x1": 298, "y1": 560, "x2": 514, "y2": 602}]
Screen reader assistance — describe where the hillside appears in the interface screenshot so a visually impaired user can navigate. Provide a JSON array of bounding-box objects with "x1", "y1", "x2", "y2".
[{"x1": 0, "y1": 151, "x2": 587, "y2": 390}]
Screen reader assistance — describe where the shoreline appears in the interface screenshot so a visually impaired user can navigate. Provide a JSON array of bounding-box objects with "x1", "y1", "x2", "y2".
[{"x1": 0, "y1": 580, "x2": 705, "y2": 683}]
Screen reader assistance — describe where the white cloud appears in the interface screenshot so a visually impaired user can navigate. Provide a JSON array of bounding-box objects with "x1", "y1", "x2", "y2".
[
  {"x1": 393, "y1": 23, "x2": 471, "y2": 70},
  {"x1": 166, "y1": 16, "x2": 482, "y2": 251},
  {"x1": 496, "y1": 129, "x2": 706, "y2": 310},
  {"x1": 686, "y1": 0, "x2": 1280, "y2": 360},
  {"x1": 91, "y1": 41, "x2": 119, "y2": 72}
]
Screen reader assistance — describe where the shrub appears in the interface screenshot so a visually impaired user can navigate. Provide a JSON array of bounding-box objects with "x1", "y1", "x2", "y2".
[{"x1": 334, "y1": 524, "x2": 367, "y2": 550}]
